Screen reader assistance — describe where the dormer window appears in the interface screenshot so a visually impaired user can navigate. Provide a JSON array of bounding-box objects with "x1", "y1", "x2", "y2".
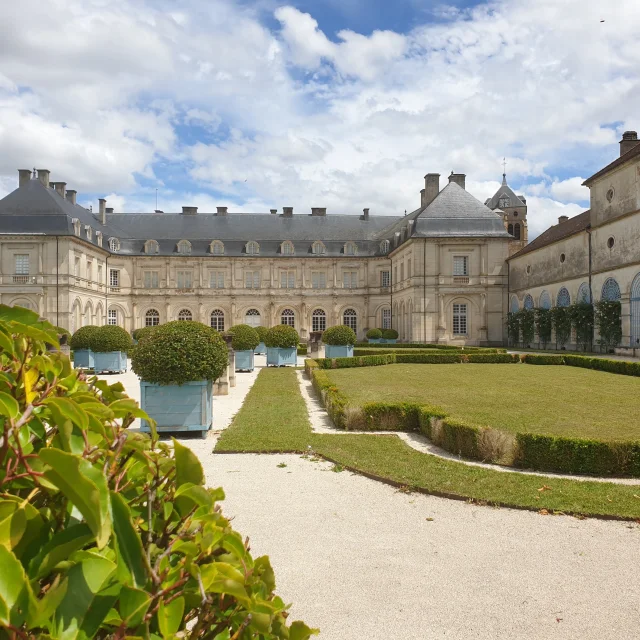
[
  {"x1": 145, "y1": 239, "x2": 159, "y2": 255},
  {"x1": 84, "y1": 225, "x2": 92, "y2": 241},
  {"x1": 246, "y1": 241, "x2": 259, "y2": 255},
  {"x1": 312, "y1": 241, "x2": 326, "y2": 255},
  {"x1": 281, "y1": 241, "x2": 294, "y2": 256},
  {"x1": 177, "y1": 240, "x2": 191, "y2": 255},
  {"x1": 344, "y1": 242, "x2": 357, "y2": 256},
  {"x1": 380, "y1": 240, "x2": 390, "y2": 254},
  {"x1": 210, "y1": 240, "x2": 224, "y2": 255},
  {"x1": 499, "y1": 195, "x2": 510, "y2": 209},
  {"x1": 109, "y1": 237, "x2": 120, "y2": 252},
  {"x1": 72, "y1": 218, "x2": 81, "y2": 236},
  {"x1": 96, "y1": 231, "x2": 103, "y2": 247}
]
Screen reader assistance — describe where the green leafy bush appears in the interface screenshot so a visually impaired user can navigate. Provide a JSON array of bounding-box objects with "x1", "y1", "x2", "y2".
[
  {"x1": 462, "y1": 353, "x2": 519, "y2": 363},
  {"x1": 520, "y1": 309, "x2": 535, "y2": 346},
  {"x1": 564, "y1": 355, "x2": 640, "y2": 377},
  {"x1": 297, "y1": 344, "x2": 308, "y2": 356},
  {"x1": 131, "y1": 321, "x2": 228, "y2": 385},
  {"x1": 520, "y1": 354, "x2": 565, "y2": 365},
  {"x1": 314, "y1": 354, "x2": 396, "y2": 369},
  {"x1": 132, "y1": 326, "x2": 159, "y2": 342},
  {"x1": 256, "y1": 325, "x2": 269, "y2": 343},
  {"x1": 569, "y1": 303, "x2": 594, "y2": 351},
  {"x1": 381, "y1": 328, "x2": 399, "y2": 339},
  {"x1": 395, "y1": 353, "x2": 461, "y2": 364},
  {"x1": 69, "y1": 324, "x2": 101, "y2": 351},
  {"x1": 595, "y1": 300, "x2": 622, "y2": 350},
  {"x1": 322, "y1": 325, "x2": 357, "y2": 346},
  {"x1": 229, "y1": 324, "x2": 260, "y2": 351},
  {"x1": 535, "y1": 308, "x2": 552, "y2": 347},
  {"x1": 550, "y1": 306, "x2": 571, "y2": 348},
  {"x1": 0, "y1": 305, "x2": 316, "y2": 638},
  {"x1": 91, "y1": 325, "x2": 133, "y2": 353},
  {"x1": 366, "y1": 328, "x2": 383, "y2": 339},
  {"x1": 506, "y1": 312, "x2": 520, "y2": 345},
  {"x1": 265, "y1": 325, "x2": 299, "y2": 349}
]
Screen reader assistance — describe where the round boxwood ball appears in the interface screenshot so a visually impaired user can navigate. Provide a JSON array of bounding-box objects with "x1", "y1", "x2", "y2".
[
  {"x1": 133, "y1": 326, "x2": 159, "y2": 343},
  {"x1": 265, "y1": 324, "x2": 299, "y2": 349},
  {"x1": 366, "y1": 328, "x2": 383, "y2": 339},
  {"x1": 131, "y1": 321, "x2": 228, "y2": 385},
  {"x1": 322, "y1": 325, "x2": 357, "y2": 346},
  {"x1": 255, "y1": 325, "x2": 269, "y2": 343},
  {"x1": 229, "y1": 324, "x2": 260, "y2": 351},
  {"x1": 91, "y1": 325, "x2": 133, "y2": 353},
  {"x1": 70, "y1": 325, "x2": 101, "y2": 351},
  {"x1": 382, "y1": 328, "x2": 399, "y2": 339}
]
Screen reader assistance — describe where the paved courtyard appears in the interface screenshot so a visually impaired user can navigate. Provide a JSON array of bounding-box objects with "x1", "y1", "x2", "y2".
[{"x1": 100, "y1": 360, "x2": 640, "y2": 640}]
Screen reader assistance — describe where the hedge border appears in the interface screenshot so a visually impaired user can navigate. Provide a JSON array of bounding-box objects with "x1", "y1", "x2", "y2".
[{"x1": 354, "y1": 342, "x2": 507, "y2": 352}]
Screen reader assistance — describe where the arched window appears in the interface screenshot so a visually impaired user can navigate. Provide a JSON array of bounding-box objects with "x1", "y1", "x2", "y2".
[
  {"x1": 510, "y1": 296, "x2": 519, "y2": 314},
  {"x1": 514, "y1": 223, "x2": 521, "y2": 240},
  {"x1": 109, "y1": 238, "x2": 120, "y2": 252},
  {"x1": 210, "y1": 240, "x2": 224, "y2": 255},
  {"x1": 343, "y1": 308, "x2": 357, "y2": 331},
  {"x1": 380, "y1": 240, "x2": 390, "y2": 254},
  {"x1": 281, "y1": 241, "x2": 294, "y2": 256},
  {"x1": 145, "y1": 240, "x2": 159, "y2": 255},
  {"x1": 312, "y1": 241, "x2": 325, "y2": 255},
  {"x1": 280, "y1": 308, "x2": 295, "y2": 327},
  {"x1": 210, "y1": 309, "x2": 224, "y2": 332},
  {"x1": 177, "y1": 309, "x2": 192, "y2": 321},
  {"x1": 312, "y1": 309, "x2": 326, "y2": 332},
  {"x1": 177, "y1": 240, "x2": 191, "y2": 255},
  {"x1": 557, "y1": 287, "x2": 571, "y2": 307},
  {"x1": 344, "y1": 242, "x2": 357, "y2": 256},
  {"x1": 245, "y1": 309, "x2": 260, "y2": 327},
  {"x1": 246, "y1": 241, "x2": 259, "y2": 255},
  {"x1": 601, "y1": 278, "x2": 621, "y2": 302},
  {"x1": 524, "y1": 294, "x2": 534, "y2": 310},
  {"x1": 145, "y1": 309, "x2": 160, "y2": 327},
  {"x1": 577, "y1": 282, "x2": 591, "y2": 304},
  {"x1": 507, "y1": 223, "x2": 513, "y2": 236},
  {"x1": 499, "y1": 195, "x2": 510, "y2": 209},
  {"x1": 539, "y1": 290, "x2": 551, "y2": 310}
]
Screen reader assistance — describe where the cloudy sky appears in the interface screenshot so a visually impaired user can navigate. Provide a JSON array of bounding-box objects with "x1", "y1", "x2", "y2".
[{"x1": 1, "y1": 0, "x2": 639, "y2": 238}]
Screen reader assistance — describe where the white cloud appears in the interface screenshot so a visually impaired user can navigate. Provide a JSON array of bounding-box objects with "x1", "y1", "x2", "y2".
[
  {"x1": 520, "y1": 196, "x2": 585, "y2": 238},
  {"x1": 550, "y1": 177, "x2": 590, "y2": 203}
]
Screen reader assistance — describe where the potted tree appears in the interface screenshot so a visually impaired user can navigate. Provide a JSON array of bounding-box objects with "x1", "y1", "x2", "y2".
[
  {"x1": 322, "y1": 325, "x2": 357, "y2": 358},
  {"x1": 230, "y1": 324, "x2": 260, "y2": 372},
  {"x1": 132, "y1": 325, "x2": 159, "y2": 344},
  {"x1": 366, "y1": 328, "x2": 383, "y2": 344},
  {"x1": 255, "y1": 325, "x2": 269, "y2": 355},
  {"x1": 131, "y1": 321, "x2": 228, "y2": 438},
  {"x1": 91, "y1": 325, "x2": 132, "y2": 373},
  {"x1": 265, "y1": 325, "x2": 299, "y2": 366},
  {"x1": 69, "y1": 325, "x2": 100, "y2": 368},
  {"x1": 381, "y1": 328, "x2": 399, "y2": 344}
]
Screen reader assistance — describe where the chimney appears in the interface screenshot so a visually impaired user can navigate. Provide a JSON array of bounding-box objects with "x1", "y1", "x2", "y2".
[
  {"x1": 106, "y1": 207, "x2": 114, "y2": 214},
  {"x1": 311, "y1": 207, "x2": 326, "y2": 216},
  {"x1": 360, "y1": 207, "x2": 370, "y2": 220},
  {"x1": 66, "y1": 190, "x2": 77, "y2": 205},
  {"x1": 423, "y1": 173, "x2": 440, "y2": 207},
  {"x1": 558, "y1": 215, "x2": 569, "y2": 224},
  {"x1": 99, "y1": 198, "x2": 107, "y2": 224},
  {"x1": 619, "y1": 131, "x2": 638, "y2": 156},
  {"x1": 51, "y1": 181, "x2": 66, "y2": 198},
  {"x1": 18, "y1": 169, "x2": 32, "y2": 188},
  {"x1": 181, "y1": 206, "x2": 198, "y2": 215},
  {"x1": 270, "y1": 208, "x2": 278, "y2": 215},
  {"x1": 448, "y1": 172, "x2": 466, "y2": 189},
  {"x1": 216, "y1": 206, "x2": 228, "y2": 216},
  {"x1": 37, "y1": 169, "x2": 50, "y2": 187},
  {"x1": 283, "y1": 206, "x2": 293, "y2": 217}
]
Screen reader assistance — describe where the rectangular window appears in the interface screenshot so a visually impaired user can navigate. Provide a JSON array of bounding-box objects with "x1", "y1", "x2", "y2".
[
  {"x1": 144, "y1": 271, "x2": 159, "y2": 288},
  {"x1": 311, "y1": 272, "x2": 326, "y2": 289},
  {"x1": 380, "y1": 271, "x2": 390, "y2": 288},
  {"x1": 382, "y1": 308, "x2": 391, "y2": 330},
  {"x1": 15, "y1": 254, "x2": 29, "y2": 275},
  {"x1": 107, "y1": 309, "x2": 117, "y2": 326},
  {"x1": 453, "y1": 256, "x2": 469, "y2": 276},
  {"x1": 245, "y1": 271, "x2": 260, "y2": 289},
  {"x1": 74, "y1": 257, "x2": 80, "y2": 277},
  {"x1": 210, "y1": 272, "x2": 225, "y2": 289},
  {"x1": 407, "y1": 259, "x2": 411, "y2": 279},
  {"x1": 86, "y1": 261, "x2": 92, "y2": 281},
  {"x1": 312, "y1": 312, "x2": 326, "y2": 332},
  {"x1": 453, "y1": 303, "x2": 468, "y2": 335},
  {"x1": 280, "y1": 270, "x2": 295, "y2": 289},
  {"x1": 109, "y1": 269, "x2": 119, "y2": 287},
  {"x1": 343, "y1": 271, "x2": 358, "y2": 289},
  {"x1": 98, "y1": 265, "x2": 103, "y2": 284},
  {"x1": 400, "y1": 263, "x2": 404, "y2": 281},
  {"x1": 177, "y1": 270, "x2": 192, "y2": 289}
]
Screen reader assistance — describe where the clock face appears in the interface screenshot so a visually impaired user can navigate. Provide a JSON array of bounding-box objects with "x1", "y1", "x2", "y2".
[{"x1": 500, "y1": 197, "x2": 510, "y2": 208}]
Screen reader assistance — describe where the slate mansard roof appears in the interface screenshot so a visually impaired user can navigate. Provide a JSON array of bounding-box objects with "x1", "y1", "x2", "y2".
[{"x1": 0, "y1": 174, "x2": 511, "y2": 256}]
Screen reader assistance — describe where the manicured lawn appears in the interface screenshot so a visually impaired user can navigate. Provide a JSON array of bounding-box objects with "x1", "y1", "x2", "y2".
[
  {"x1": 324, "y1": 364, "x2": 640, "y2": 442},
  {"x1": 215, "y1": 368, "x2": 640, "y2": 519}
]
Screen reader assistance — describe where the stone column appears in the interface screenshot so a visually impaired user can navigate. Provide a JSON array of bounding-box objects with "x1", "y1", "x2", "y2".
[
  {"x1": 621, "y1": 295, "x2": 631, "y2": 349},
  {"x1": 228, "y1": 345, "x2": 236, "y2": 388}
]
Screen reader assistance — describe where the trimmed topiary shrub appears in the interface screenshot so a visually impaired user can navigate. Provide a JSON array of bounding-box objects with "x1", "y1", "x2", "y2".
[
  {"x1": 520, "y1": 354, "x2": 565, "y2": 365},
  {"x1": 0, "y1": 305, "x2": 316, "y2": 639},
  {"x1": 297, "y1": 344, "x2": 308, "y2": 356},
  {"x1": 132, "y1": 325, "x2": 160, "y2": 342},
  {"x1": 132, "y1": 320, "x2": 228, "y2": 385},
  {"x1": 69, "y1": 324, "x2": 101, "y2": 350},
  {"x1": 229, "y1": 323, "x2": 260, "y2": 351},
  {"x1": 265, "y1": 324, "x2": 299, "y2": 349},
  {"x1": 381, "y1": 328, "x2": 399, "y2": 340},
  {"x1": 91, "y1": 325, "x2": 133, "y2": 353},
  {"x1": 322, "y1": 325, "x2": 357, "y2": 346},
  {"x1": 256, "y1": 325, "x2": 269, "y2": 343},
  {"x1": 366, "y1": 328, "x2": 383, "y2": 339}
]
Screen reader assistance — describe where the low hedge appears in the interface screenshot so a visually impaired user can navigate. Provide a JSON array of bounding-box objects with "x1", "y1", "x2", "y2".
[
  {"x1": 564, "y1": 355, "x2": 640, "y2": 377},
  {"x1": 91, "y1": 325, "x2": 132, "y2": 353},
  {"x1": 395, "y1": 353, "x2": 461, "y2": 364},
  {"x1": 297, "y1": 344, "x2": 308, "y2": 356},
  {"x1": 322, "y1": 325, "x2": 357, "y2": 346},
  {"x1": 382, "y1": 328, "x2": 399, "y2": 339},
  {"x1": 69, "y1": 325, "x2": 101, "y2": 350},
  {"x1": 314, "y1": 354, "x2": 396, "y2": 369},
  {"x1": 520, "y1": 354, "x2": 565, "y2": 365},
  {"x1": 463, "y1": 353, "x2": 519, "y2": 363},
  {"x1": 229, "y1": 323, "x2": 260, "y2": 351}
]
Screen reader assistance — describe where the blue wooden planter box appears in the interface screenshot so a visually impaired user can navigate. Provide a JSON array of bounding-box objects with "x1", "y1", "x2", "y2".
[
  {"x1": 140, "y1": 380, "x2": 212, "y2": 438},
  {"x1": 325, "y1": 345, "x2": 354, "y2": 358},
  {"x1": 235, "y1": 350, "x2": 255, "y2": 371},
  {"x1": 367, "y1": 338, "x2": 382, "y2": 344},
  {"x1": 93, "y1": 351, "x2": 127, "y2": 374},
  {"x1": 266, "y1": 347, "x2": 297, "y2": 366},
  {"x1": 382, "y1": 338, "x2": 397, "y2": 344},
  {"x1": 254, "y1": 342, "x2": 267, "y2": 354},
  {"x1": 73, "y1": 349, "x2": 94, "y2": 368}
]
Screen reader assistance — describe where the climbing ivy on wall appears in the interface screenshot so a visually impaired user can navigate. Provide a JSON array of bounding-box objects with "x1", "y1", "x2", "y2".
[
  {"x1": 534, "y1": 308, "x2": 552, "y2": 348},
  {"x1": 506, "y1": 312, "x2": 520, "y2": 345},
  {"x1": 550, "y1": 307, "x2": 571, "y2": 349},
  {"x1": 520, "y1": 309, "x2": 535, "y2": 346},
  {"x1": 569, "y1": 303, "x2": 594, "y2": 351},
  {"x1": 595, "y1": 300, "x2": 622, "y2": 351}
]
